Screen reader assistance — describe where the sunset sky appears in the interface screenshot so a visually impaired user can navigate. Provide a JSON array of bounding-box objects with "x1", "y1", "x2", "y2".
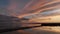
[
  {"x1": 0, "y1": 0, "x2": 60, "y2": 18},
  {"x1": 0, "y1": 0, "x2": 31, "y2": 16},
  {"x1": 1, "y1": 0, "x2": 60, "y2": 34}
]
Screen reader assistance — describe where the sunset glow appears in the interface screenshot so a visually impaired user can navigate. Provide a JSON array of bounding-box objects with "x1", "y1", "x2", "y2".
[
  {"x1": 1, "y1": 0, "x2": 60, "y2": 34},
  {"x1": 29, "y1": 15, "x2": 60, "y2": 23}
]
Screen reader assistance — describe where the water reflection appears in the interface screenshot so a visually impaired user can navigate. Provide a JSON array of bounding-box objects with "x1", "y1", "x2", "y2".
[{"x1": 1, "y1": 26, "x2": 60, "y2": 34}]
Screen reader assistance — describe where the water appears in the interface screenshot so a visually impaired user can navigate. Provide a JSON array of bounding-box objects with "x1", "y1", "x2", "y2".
[{"x1": 1, "y1": 26, "x2": 60, "y2": 34}]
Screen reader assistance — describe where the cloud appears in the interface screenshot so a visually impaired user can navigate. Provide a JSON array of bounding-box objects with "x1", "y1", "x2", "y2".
[{"x1": 3, "y1": 0, "x2": 60, "y2": 18}]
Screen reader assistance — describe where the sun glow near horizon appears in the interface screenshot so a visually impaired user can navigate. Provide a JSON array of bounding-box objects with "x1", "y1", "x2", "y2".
[{"x1": 29, "y1": 15, "x2": 60, "y2": 23}]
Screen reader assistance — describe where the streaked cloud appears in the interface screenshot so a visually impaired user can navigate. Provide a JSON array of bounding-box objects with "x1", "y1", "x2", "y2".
[{"x1": 0, "y1": 0, "x2": 60, "y2": 18}]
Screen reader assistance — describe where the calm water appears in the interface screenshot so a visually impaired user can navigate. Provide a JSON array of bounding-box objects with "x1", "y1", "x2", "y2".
[{"x1": 1, "y1": 26, "x2": 60, "y2": 34}]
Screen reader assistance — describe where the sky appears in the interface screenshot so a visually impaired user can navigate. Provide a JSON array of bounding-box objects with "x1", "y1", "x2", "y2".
[
  {"x1": 0, "y1": 0, "x2": 45, "y2": 16},
  {"x1": 0, "y1": 0, "x2": 31, "y2": 16},
  {"x1": 0, "y1": 0, "x2": 60, "y2": 18},
  {"x1": 0, "y1": 0, "x2": 9, "y2": 8}
]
